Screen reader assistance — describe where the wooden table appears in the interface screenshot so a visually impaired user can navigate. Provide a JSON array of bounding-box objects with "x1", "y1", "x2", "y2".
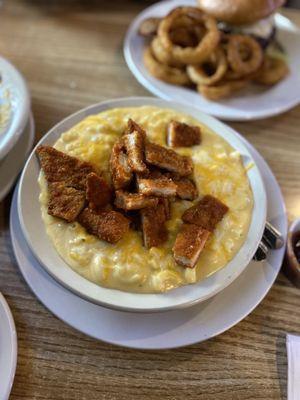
[{"x1": 0, "y1": 1, "x2": 300, "y2": 399}]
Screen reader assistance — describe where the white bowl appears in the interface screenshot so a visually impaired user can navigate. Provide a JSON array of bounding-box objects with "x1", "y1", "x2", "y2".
[
  {"x1": 0, "y1": 56, "x2": 30, "y2": 160},
  {"x1": 18, "y1": 97, "x2": 267, "y2": 313}
]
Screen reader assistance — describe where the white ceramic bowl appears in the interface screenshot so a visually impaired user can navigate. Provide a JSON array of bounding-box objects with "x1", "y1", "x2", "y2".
[
  {"x1": 18, "y1": 97, "x2": 267, "y2": 312},
  {"x1": 0, "y1": 56, "x2": 30, "y2": 160}
]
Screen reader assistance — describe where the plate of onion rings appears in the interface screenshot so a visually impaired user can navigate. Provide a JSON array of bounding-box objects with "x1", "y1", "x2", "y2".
[{"x1": 124, "y1": 0, "x2": 300, "y2": 121}]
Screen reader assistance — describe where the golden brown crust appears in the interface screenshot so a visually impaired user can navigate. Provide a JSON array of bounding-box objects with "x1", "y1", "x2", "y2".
[
  {"x1": 114, "y1": 190, "x2": 159, "y2": 210},
  {"x1": 197, "y1": 0, "x2": 285, "y2": 25},
  {"x1": 140, "y1": 203, "x2": 168, "y2": 248},
  {"x1": 86, "y1": 172, "x2": 112, "y2": 211},
  {"x1": 143, "y1": 46, "x2": 191, "y2": 86},
  {"x1": 158, "y1": 7, "x2": 220, "y2": 65},
  {"x1": 47, "y1": 182, "x2": 86, "y2": 222},
  {"x1": 137, "y1": 172, "x2": 177, "y2": 198},
  {"x1": 138, "y1": 17, "x2": 162, "y2": 37},
  {"x1": 36, "y1": 145, "x2": 95, "y2": 190},
  {"x1": 78, "y1": 208, "x2": 130, "y2": 244},
  {"x1": 145, "y1": 142, "x2": 193, "y2": 176},
  {"x1": 173, "y1": 177, "x2": 198, "y2": 200},
  {"x1": 167, "y1": 120, "x2": 201, "y2": 148},
  {"x1": 123, "y1": 120, "x2": 148, "y2": 174},
  {"x1": 173, "y1": 224, "x2": 211, "y2": 268},
  {"x1": 110, "y1": 139, "x2": 133, "y2": 190},
  {"x1": 182, "y1": 194, "x2": 228, "y2": 231},
  {"x1": 254, "y1": 55, "x2": 289, "y2": 85}
]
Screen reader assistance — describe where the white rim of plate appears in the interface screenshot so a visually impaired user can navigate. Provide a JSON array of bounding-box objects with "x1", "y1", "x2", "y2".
[
  {"x1": 0, "y1": 293, "x2": 17, "y2": 399},
  {"x1": 17, "y1": 97, "x2": 266, "y2": 312},
  {"x1": 0, "y1": 112, "x2": 35, "y2": 202},
  {"x1": 0, "y1": 56, "x2": 31, "y2": 160},
  {"x1": 123, "y1": 0, "x2": 300, "y2": 121}
]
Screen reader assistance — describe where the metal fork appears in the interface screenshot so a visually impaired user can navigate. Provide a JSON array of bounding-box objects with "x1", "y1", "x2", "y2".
[{"x1": 253, "y1": 221, "x2": 285, "y2": 261}]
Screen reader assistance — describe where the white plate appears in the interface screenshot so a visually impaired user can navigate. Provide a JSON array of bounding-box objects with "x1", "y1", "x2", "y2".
[
  {"x1": 17, "y1": 97, "x2": 266, "y2": 312},
  {"x1": 10, "y1": 139, "x2": 287, "y2": 349},
  {"x1": 124, "y1": 0, "x2": 300, "y2": 121},
  {"x1": 0, "y1": 113, "x2": 35, "y2": 202},
  {"x1": 0, "y1": 293, "x2": 17, "y2": 400},
  {"x1": 0, "y1": 56, "x2": 30, "y2": 159}
]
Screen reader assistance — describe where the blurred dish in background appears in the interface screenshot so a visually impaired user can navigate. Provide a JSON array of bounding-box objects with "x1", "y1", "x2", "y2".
[
  {"x1": 0, "y1": 57, "x2": 30, "y2": 160},
  {"x1": 0, "y1": 113, "x2": 34, "y2": 202},
  {"x1": 0, "y1": 293, "x2": 17, "y2": 400},
  {"x1": 124, "y1": 0, "x2": 300, "y2": 120}
]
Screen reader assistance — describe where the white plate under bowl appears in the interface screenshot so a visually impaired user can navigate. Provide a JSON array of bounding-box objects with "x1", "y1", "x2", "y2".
[
  {"x1": 10, "y1": 140, "x2": 286, "y2": 349},
  {"x1": 0, "y1": 56, "x2": 30, "y2": 160},
  {"x1": 0, "y1": 112, "x2": 35, "y2": 202},
  {"x1": 17, "y1": 97, "x2": 266, "y2": 313},
  {"x1": 124, "y1": 0, "x2": 300, "y2": 121},
  {"x1": 0, "y1": 293, "x2": 17, "y2": 399}
]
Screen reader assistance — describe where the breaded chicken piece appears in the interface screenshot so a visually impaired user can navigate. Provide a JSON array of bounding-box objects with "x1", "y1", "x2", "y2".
[
  {"x1": 182, "y1": 195, "x2": 229, "y2": 232},
  {"x1": 126, "y1": 118, "x2": 147, "y2": 139},
  {"x1": 159, "y1": 197, "x2": 171, "y2": 221},
  {"x1": 174, "y1": 177, "x2": 198, "y2": 200},
  {"x1": 86, "y1": 172, "x2": 112, "y2": 211},
  {"x1": 173, "y1": 224, "x2": 211, "y2": 268},
  {"x1": 140, "y1": 202, "x2": 168, "y2": 248},
  {"x1": 114, "y1": 190, "x2": 159, "y2": 210},
  {"x1": 145, "y1": 142, "x2": 193, "y2": 176},
  {"x1": 167, "y1": 120, "x2": 201, "y2": 148},
  {"x1": 47, "y1": 182, "x2": 86, "y2": 222},
  {"x1": 123, "y1": 119, "x2": 148, "y2": 174},
  {"x1": 36, "y1": 146, "x2": 95, "y2": 190},
  {"x1": 137, "y1": 172, "x2": 177, "y2": 198},
  {"x1": 110, "y1": 139, "x2": 133, "y2": 190},
  {"x1": 78, "y1": 208, "x2": 130, "y2": 244}
]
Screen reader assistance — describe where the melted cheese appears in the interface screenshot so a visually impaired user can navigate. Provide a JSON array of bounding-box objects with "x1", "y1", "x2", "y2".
[{"x1": 39, "y1": 106, "x2": 253, "y2": 293}]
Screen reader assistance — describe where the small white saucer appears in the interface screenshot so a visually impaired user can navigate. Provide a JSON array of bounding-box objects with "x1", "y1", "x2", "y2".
[
  {"x1": 0, "y1": 113, "x2": 34, "y2": 202},
  {"x1": 0, "y1": 56, "x2": 30, "y2": 159},
  {"x1": 10, "y1": 140, "x2": 287, "y2": 349},
  {"x1": 124, "y1": 0, "x2": 300, "y2": 121},
  {"x1": 0, "y1": 293, "x2": 17, "y2": 400}
]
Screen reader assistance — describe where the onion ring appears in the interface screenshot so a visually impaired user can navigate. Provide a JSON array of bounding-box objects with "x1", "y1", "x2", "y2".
[
  {"x1": 198, "y1": 79, "x2": 249, "y2": 100},
  {"x1": 254, "y1": 55, "x2": 289, "y2": 85},
  {"x1": 138, "y1": 18, "x2": 162, "y2": 37},
  {"x1": 151, "y1": 37, "x2": 184, "y2": 68},
  {"x1": 158, "y1": 7, "x2": 220, "y2": 64},
  {"x1": 187, "y1": 46, "x2": 227, "y2": 85},
  {"x1": 143, "y1": 46, "x2": 191, "y2": 86},
  {"x1": 227, "y1": 34, "x2": 263, "y2": 75}
]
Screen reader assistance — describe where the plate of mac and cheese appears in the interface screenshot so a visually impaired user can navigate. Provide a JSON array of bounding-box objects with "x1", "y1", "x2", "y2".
[{"x1": 18, "y1": 97, "x2": 266, "y2": 312}]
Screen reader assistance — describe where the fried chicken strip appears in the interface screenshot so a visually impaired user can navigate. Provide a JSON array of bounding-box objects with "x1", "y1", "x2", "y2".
[
  {"x1": 86, "y1": 172, "x2": 112, "y2": 210},
  {"x1": 78, "y1": 208, "x2": 130, "y2": 244},
  {"x1": 123, "y1": 119, "x2": 148, "y2": 174},
  {"x1": 167, "y1": 120, "x2": 201, "y2": 148},
  {"x1": 140, "y1": 202, "x2": 168, "y2": 248},
  {"x1": 173, "y1": 224, "x2": 211, "y2": 268},
  {"x1": 110, "y1": 138, "x2": 133, "y2": 190},
  {"x1": 47, "y1": 182, "x2": 86, "y2": 222},
  {"x1": 114, "y1": 190, "x2": 159, "y2": 210},
  {"x1": 145, "y1": 142, "x2": 193, "y2": 176},
  {"x1": 36, "y1": 145, "x2": 95, "y2": 190},
  {"x1": 182, "y1": 195, "x2": 228, "y2": 231}
]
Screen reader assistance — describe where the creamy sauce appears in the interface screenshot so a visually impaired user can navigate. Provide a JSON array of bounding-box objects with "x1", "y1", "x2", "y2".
[{"x1": 39, "y1": 106, "x2": 253, "y2": 293}]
